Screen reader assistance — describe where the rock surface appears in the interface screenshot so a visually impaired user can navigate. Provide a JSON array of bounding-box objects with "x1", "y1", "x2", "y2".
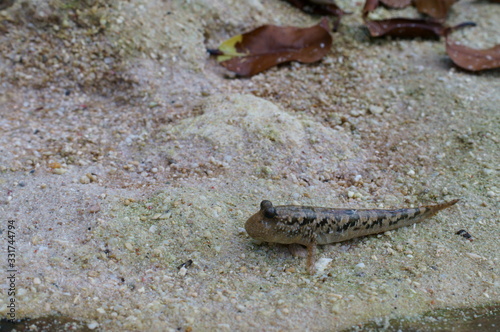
[{"x1": 0, "y1": 0, "x2": 498, "y2": 331}]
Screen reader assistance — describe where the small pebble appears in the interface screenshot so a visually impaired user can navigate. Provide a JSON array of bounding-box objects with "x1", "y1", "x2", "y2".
[
  {"x1": 315, "y1": 258, "x2": 333, "y2": 274},
  {"x1": 87, "y1": 203, "x2": 100, "y2": 213},
  {"x1": 88, "y1": 321, "x2": 99, "y2": 330},
  {"x1": 48, "y1": 162, "x2": 61, "y2": 169},
  {"x1": 31, "y1": 235, "x2": 43, "y2": 245},
  {"x1": 178, "y1": 266, "x2": 188, "y2": 276},
  {"x1": 466, "y1": 252, "x2": 484, "y2": 260},
  {"x1": 79, "y1": 176, "x2": 90, "y2": 184},
  {"x1": 86, "y1": 173, "x2": 97, "y2": 182},
  {"x1": 261, "y1": 166, "x2": 273, "y2": 175},
  {"x1": 350, "y1": 110, "x2": 362, "y2": 117},
  {"x1": 356, "y1": 262, "x2": 365, "y2": 268},
  {"x1": 52, "y1": 168, "x2": 67, "y2": 175},
  {"x1": 482, "y1": 168, "x2": 494, "y2": 176},
  {"x1": 369, "y1": 105, "x2": 384, "y2": 114}
]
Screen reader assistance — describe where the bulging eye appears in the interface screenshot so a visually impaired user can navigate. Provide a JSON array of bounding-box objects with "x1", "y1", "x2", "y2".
[
  {"x1": 260, "y1": 200, "x2": 273, "y2": 210},
  {"x1": 264, "y1": 207, "x2": 277, "y2": 218}
]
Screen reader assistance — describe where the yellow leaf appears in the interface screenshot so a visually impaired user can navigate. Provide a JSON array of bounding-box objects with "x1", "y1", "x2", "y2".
[{"x1": 217, "y1": 35, "x2": 247, "y2": 62}]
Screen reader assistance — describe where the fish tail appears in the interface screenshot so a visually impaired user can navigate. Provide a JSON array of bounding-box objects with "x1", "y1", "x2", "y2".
[{"x1": 423, "y1": 199, "x2": 459, "y2": 218}]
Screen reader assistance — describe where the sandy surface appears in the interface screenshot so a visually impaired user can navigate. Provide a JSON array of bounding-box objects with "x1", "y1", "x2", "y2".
[{"x1": 0, "y1": 0, "x2": 499, "y2": 331}]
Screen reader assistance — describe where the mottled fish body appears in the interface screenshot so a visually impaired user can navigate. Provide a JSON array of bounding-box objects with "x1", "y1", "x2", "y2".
[{"x1": 245, "y1": 199, "x2": 459, "y2": 273}]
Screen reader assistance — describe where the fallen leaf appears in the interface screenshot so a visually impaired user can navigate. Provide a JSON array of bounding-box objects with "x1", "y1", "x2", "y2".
[
  {"x1": 365, "y1": 19, "x2": 474, "y2": 38},
  {"x1": 284, "y1": 0, "x2": 346, "y2": 16},
  {"x1": 283, "y1": 0, "x2": 348, "y2": 31},
  {"x1": 380, "y1": 0, "x2": 412, "y2": 8},
  {"x1": 362, "y1": 0, "x2": 379, "y2": 17},
  {"x1": 413, "y1": 0, "x2": 457, "y2": 20},
  {"x1": 365, "y1": 18, "x2": 447, "y2": 38},
  {"x1": 446, "y1": 38, "x2": 500, "y2": 71},
  {"x1": 209, "y1": 18, "x2": 332, "y2": 76},
  {"x1": 363, "y1": 0, "x2": 457, "y2": 19}
]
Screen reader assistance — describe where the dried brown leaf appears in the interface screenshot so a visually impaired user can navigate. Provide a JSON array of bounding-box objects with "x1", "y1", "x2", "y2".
[
  {"x1": 210, "y1": 18, "x2": 332, "y2": 77},
  {"x1": 365, "y1": 19, "x2": 474, "y2": 38},
  {"x1": 363, "y1": 0, "x2": 379, "y2": 17},
  {"x1": 364, "y1": 0, "x2": 458, "y2": 19},
  {"x1": 365, "y1": 18, "x2": 447, "y2": 38},
  {"x1": 446, "y1": 38, "x2": 500, "y2": 71},
  {"x1": 284, "y1": 0, "x2": 347, "y2": 16},
  {"x1": 283, "y1": 0, "x2": 348, "y2": 31},
  {"x1": 380, "y1": 0, "x2": 412, "y2": 8},
  {"x1": 413, "y1": 0, "x2": 457, "y2": 20}
]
